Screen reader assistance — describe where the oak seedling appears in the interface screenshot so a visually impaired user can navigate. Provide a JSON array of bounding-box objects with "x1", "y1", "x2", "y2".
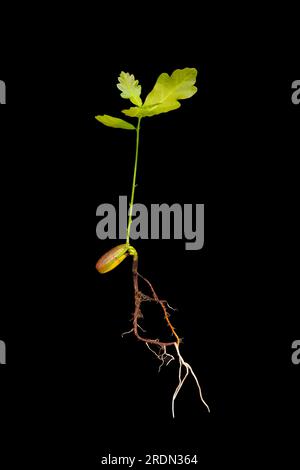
[{"x1": 95, "y1": 68, "x2": 209, "y2": 417}]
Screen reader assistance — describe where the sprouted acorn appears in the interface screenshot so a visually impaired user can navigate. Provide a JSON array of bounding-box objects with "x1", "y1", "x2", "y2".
[
  {"x1": 95, "y1": 68, "x2": 210, "y2": 418},
  {"x1": 96, "y1": 244, "x2": 129, "y2": 274},
  {"x1": 96, "y1": 244, "x2": 137, "y2": 274}
]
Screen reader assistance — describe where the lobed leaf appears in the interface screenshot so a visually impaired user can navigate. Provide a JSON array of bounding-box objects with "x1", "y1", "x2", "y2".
[
  {"x1": 117, "y1": 72, "x2": 143, "y2": 107},
  {"x1": 122, "y1": 68, "x2": 197, "y2": 118}
]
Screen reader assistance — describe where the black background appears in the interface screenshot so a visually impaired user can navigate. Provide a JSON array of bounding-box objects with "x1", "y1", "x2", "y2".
[{"x1": 0, "y1": 34, "x2": 299, "y2": 468}]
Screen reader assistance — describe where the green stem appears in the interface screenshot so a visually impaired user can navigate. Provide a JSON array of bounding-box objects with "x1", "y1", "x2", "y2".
[{"x1": 126, "y1": 117, "x2": 142, "y2": 244}]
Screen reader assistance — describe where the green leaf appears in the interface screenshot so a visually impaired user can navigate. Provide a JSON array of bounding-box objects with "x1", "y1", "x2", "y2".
[
  {"x1": 122, "y1": 68, "x2": 197, "y2": 118},
  {"x1": 95, "y1": 115, "x2": 136, "y2": 130},
  {"x1": 122, "y1": 101, "x2": 181, "y2": 118},
  {"x1": 121, "y1": 107, "x2": 145, "y2": 118},
  {"x1": 117, "y1": 72, "x2": 143, "y2": 107}
]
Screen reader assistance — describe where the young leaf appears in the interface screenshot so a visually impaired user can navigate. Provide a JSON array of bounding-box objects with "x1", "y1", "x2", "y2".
[
  {"x1": 122, "y1": 68, "x2": 197, "y2": 118},
  {"x1": 95, "y1": 114, "x2": 136, "y2": 130},
  {"x1": 117, "y1": 72, "x2": 143, "y2": 107},
  {"x1": 122, "y1": 101, "x2": 180, "y2": 118}
]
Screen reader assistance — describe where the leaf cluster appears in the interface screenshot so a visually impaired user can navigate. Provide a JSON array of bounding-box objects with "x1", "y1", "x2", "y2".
[{"x1": 95, "y1": 68, "x2": 198, "y2": 130}]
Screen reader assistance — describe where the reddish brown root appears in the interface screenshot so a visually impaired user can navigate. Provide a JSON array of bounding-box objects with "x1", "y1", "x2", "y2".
[{"x1": 121, "y1": 253, "x2": 210, "y2": 418}]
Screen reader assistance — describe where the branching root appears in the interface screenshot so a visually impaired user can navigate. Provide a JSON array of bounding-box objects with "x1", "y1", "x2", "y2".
[{"x1": 120, "y1": 252, "x2": 210, "y2": 418}]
